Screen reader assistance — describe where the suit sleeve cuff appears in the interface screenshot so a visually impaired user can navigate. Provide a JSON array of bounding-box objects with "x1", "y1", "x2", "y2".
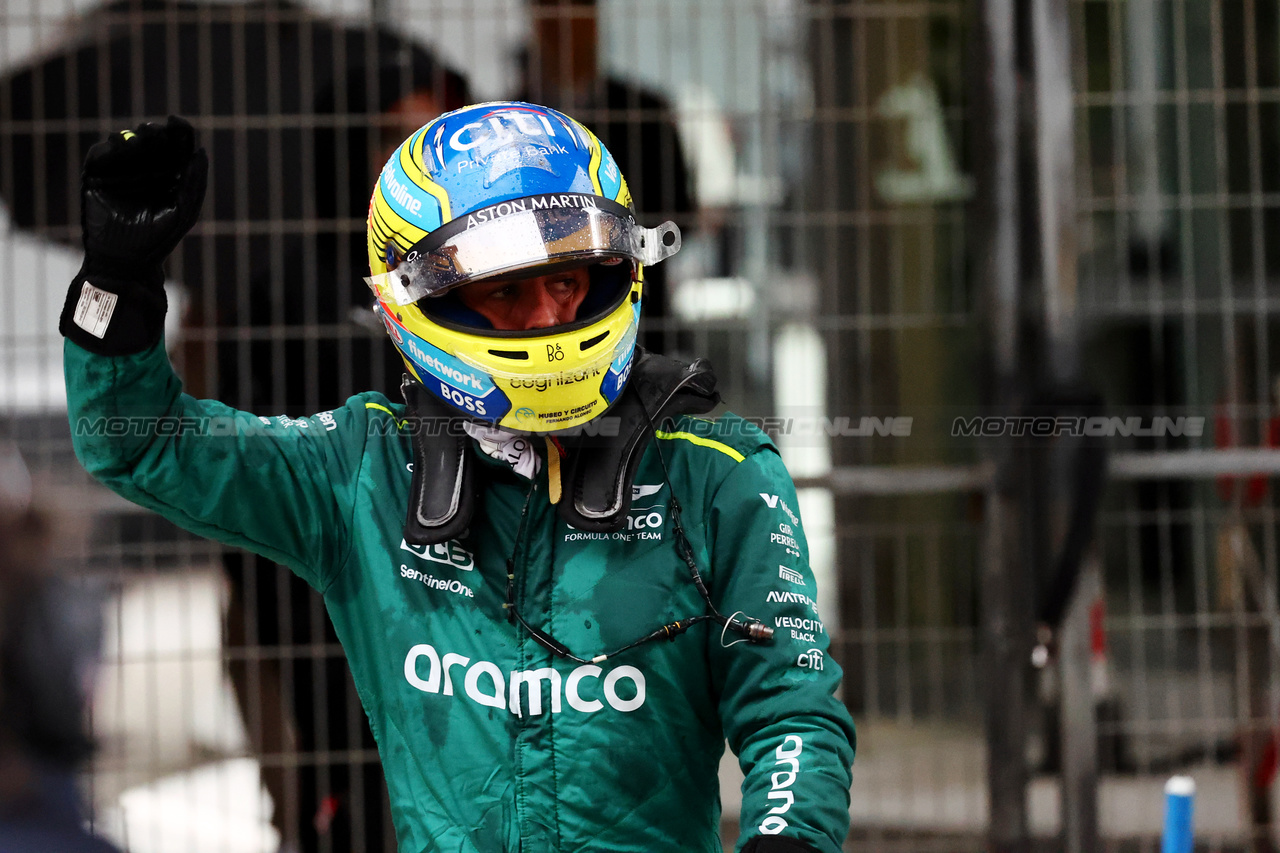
[{"x1": 740, "y1": 835, "x2": 820, "y2": 853}]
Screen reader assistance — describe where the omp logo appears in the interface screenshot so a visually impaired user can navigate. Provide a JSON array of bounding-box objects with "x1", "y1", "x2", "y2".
[
  {"x1": 758, "y1": 735, "x2": 804, "y2": 835},
  {"x1": 401, "y1": 539, "x2": 475, "y2": 571},
  {"x1": 759, "y1": 493, "x2": 800, "y2": 526},
  {"x1": 404, "y1": 643, "x2": 646, "y2": 717},
  {"x1": 383, "y1": 312, "x2": 404, "y2": 345}
]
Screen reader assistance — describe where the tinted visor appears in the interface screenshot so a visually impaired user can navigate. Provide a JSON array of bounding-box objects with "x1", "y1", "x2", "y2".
[
  {"x1": 418, "y1": 258, "x2": 635, "y2": 333},
  {"x1": 366, "y1": 193, "x2": 680, "y2": 306}
]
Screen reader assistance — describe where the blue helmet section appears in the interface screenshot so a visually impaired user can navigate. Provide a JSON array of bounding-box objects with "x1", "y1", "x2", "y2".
[
  {"x1": 598, "y1": 303, "x2": 641, "y2": 404},
  {"x1": 417, "y1": 102, "x2": 605, "y2": 221}
]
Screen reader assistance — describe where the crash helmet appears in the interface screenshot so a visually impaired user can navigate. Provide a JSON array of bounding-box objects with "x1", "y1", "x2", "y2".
[{"x1": 365, "y1": 101, "x2": 681, "y2": 433}]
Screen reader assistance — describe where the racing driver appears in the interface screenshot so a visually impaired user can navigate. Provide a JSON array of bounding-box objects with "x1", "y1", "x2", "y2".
[{"x1": 60, "y1": 105, "x2": 855, "y2": 852}]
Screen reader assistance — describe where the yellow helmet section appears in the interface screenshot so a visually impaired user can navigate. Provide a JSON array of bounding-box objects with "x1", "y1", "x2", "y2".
[{"x1": 372, "y1": 275, "x2": 643, "y2": 432}]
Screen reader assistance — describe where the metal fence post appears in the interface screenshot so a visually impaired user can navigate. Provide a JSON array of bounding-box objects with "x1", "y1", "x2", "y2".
[
  {"x1": 1030, "y1": 0, "x2": 1099, "y2": 850},
  {"x1": 973, "y1": 0, "x2": 1031, "y2": 849},
  {"x1": 1057, "y1": 559, "x2": 1101, "y2": 853}
]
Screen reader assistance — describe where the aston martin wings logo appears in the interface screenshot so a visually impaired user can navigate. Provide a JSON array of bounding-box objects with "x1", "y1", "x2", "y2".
[{"x1": 632, "y1": 483, "x2": 664, "y2": 500}]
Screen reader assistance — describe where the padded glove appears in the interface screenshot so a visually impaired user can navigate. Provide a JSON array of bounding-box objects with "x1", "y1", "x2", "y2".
[
  {"x1": 59, "y1": 115, "x2": 208, "y2": 355},
  {"x1": 740, "y1": 836, "x2": 819, "y2": 853}
]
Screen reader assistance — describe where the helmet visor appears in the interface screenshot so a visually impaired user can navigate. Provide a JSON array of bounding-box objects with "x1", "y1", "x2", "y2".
[{"x1": 366, "y1": 193, "x2": 680, "y2": 306}]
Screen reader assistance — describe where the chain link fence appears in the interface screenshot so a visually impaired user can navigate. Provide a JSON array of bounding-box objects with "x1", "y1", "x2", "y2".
[{"x1": 3, "y1": 0, "x2": 1280, "y2": 851}]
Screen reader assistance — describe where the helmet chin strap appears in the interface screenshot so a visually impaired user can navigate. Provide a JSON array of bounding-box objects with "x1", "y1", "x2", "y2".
[{"x1": 399, "y1": 348, "x2": 720, "y2": 546}]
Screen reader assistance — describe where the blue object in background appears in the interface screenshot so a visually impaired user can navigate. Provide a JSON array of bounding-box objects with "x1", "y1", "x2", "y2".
[{"x1": 1162, "y1": 776, "x2": 1195, "y2": 853}]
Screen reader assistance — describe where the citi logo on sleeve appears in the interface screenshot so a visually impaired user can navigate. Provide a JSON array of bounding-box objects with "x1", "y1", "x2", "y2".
[
  {"x1": 403, "y1": 643, "x2": 647, "y2": 717},
  {"x1": 796, "y1": 648, "x2": 825, "y2": 670}
]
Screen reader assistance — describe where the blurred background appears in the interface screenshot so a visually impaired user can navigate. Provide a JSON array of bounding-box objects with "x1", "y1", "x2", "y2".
[{"x1": 1, "y1": 0, "x2": 1280, "y2": 851}]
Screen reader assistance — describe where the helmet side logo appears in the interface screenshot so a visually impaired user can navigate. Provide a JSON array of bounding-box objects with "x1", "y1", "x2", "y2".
[{"x1": 382, "y1": 161, "x2": 424, "y2": 217}]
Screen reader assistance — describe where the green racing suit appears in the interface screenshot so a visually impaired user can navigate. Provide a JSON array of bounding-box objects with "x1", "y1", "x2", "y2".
[{"x1": 65, "y1": 339, "x2": 856, "y2": 853}]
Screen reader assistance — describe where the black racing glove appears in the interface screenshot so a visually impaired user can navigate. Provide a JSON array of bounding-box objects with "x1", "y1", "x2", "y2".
[
  {"x1": 740, "y1": 836, "x2": 820, "y2": 853},
  {"x1": 59, "y1": 115, "x2": 208, "y2": 355}
]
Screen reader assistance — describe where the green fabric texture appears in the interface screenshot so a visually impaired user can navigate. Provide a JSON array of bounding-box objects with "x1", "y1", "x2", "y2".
[{"x1": 65, "y1": 339, "x2": 855, "y2": 853}]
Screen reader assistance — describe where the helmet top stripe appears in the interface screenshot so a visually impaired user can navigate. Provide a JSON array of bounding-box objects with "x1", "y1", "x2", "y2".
[
  {"x1": 408, "y1": 125, "x2": 430, "y2": 173},
  {"x1": 599, "y1": 147, "x2": 624, "y2": 202},
  {"x1": 414, "y1": 118, "x2": 448, "y2": 175},
  {"x1": 406, "y1": 127, "x2": 453, "y2": 223},
  {"x1": 571, "y1": 118, "x2": 605, "y2": 197}
]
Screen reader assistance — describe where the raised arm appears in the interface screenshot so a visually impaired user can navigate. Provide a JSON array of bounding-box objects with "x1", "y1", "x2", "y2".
[{"x1": 59, "y1": 117, "x2": 366, "y2": 590}]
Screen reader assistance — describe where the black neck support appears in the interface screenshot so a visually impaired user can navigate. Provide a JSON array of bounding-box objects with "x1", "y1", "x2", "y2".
[{"x1": 400, "y1": 349, "x2": 720, "y2": 545}]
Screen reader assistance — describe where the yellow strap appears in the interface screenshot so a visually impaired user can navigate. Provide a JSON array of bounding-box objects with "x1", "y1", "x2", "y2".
[
  {"x1": 364, "y1": 402, "x2": 405, "y2": 428},
  {"x1": 653, "y1": 429, "x2": 745, "y2": 463},
  {"x1": 545, "y1": 436, "x2": 562, "y2": 505},
  {"x1": 120, "y1": 129, "x2": 136, "y2": 140}
]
